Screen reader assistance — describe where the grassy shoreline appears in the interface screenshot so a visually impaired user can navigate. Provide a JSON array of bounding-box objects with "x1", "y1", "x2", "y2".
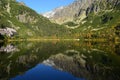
[
  {"x1": 0, "y1": 38, "x2": 119, "y2": 43},
  {"x1": 6, "y1": 38, "x2": 80, "y2": 42}
]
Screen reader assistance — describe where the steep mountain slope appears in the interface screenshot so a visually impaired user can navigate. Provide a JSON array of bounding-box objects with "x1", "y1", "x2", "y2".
[
  {"x1": 43, "y1": 0, "x2": 120, "y2": 24},
  {"x1": 0, "y1": 0, "x2": 70, "y2": 39},
  {"x1": 72, "y1": 0, "x2": 120, "y2": 39},
  {"x1": 43, "y1": 0, "x2": 120, "y2": 39},
  {"x1": 43, "y1": 0, "x2": 83, "y2": 24}
]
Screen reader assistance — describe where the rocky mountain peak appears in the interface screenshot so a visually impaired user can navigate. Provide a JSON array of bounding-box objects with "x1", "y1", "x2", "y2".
[
  {"x1": 43, "y1": 0, "x2": 120, "y2": 24},
  {"x1": 43, "y1": 6, "x2": 64, "y2": 18}
]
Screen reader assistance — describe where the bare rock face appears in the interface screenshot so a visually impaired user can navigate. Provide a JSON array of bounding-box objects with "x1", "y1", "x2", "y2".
[
  {"x1": 43, "y1": 0, "x2": 120, "y2": 24},
  {"x1": 16, "y1": 13, "x2": 37, "y2": 23}
]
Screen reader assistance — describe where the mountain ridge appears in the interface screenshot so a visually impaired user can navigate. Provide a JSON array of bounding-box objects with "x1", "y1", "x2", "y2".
[{"x1": 43, "y1": 0, "x2": 120, "y2": 24}]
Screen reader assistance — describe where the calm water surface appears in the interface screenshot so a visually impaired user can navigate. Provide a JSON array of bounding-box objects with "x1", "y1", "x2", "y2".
[{"x1": 0, "y1": 41, "x2": 120, "y2": 80}]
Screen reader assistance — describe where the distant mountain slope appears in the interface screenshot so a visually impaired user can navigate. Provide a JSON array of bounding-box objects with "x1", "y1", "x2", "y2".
[
  {"x1": 43, "y1": 0, "x2": 120, "y2": 24},
  {"x1": 43, "y1": 0, "x2": 82, "y2": 24},
  {"x1": 43, "y1": 6, "x2": 64, "y2": 18},
  {"x1": 0, "y1": 0, "x2": 70, "y2": 39}
]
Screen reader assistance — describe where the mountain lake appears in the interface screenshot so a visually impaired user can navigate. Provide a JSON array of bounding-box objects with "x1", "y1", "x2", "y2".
[{"x1": 0, "y1": 41, "x2": 120, "y2": 80}]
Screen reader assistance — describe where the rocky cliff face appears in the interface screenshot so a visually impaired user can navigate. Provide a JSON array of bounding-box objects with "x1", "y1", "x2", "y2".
[{"x1": 43, "y1": 0, "x2": 120, "y2": 24}]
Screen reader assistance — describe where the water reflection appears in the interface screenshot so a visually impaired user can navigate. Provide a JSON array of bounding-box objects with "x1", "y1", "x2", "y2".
[{"x1": 0, "y1": 41, "x2": 120, "y2": 80}]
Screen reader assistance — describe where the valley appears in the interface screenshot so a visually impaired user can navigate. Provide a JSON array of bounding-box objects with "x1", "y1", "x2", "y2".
[{"x1": 0, "y1": 0, "x2": 120, "y2": 42}]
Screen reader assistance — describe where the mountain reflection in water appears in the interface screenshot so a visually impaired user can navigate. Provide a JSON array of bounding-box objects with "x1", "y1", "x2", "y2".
[{"x1": 0, "y1": 41, "x2": 120, "y2": 80}]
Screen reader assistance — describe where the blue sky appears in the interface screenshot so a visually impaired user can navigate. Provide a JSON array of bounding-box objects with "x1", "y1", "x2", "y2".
[{"x1": 17, "y1": 0, "x2": 74, "y2": 13}]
